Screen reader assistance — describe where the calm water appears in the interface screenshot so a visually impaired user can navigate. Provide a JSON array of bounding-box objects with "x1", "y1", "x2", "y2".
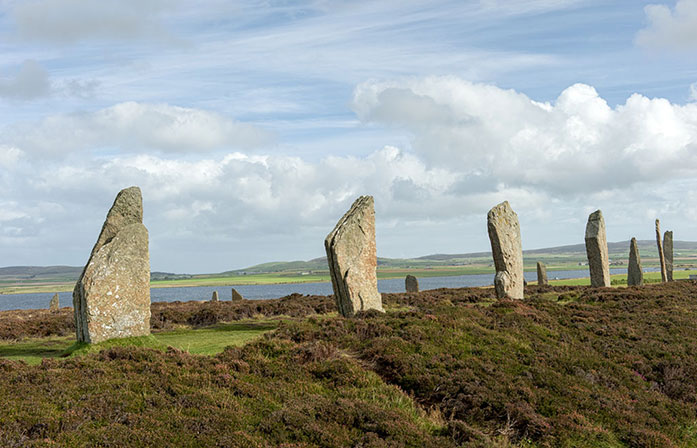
[{"x1": 0, "y1": 268, "x2": 632, "y2": 311}]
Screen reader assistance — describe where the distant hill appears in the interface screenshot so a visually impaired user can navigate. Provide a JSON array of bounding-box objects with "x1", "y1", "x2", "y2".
[{"x1": 3, "y1": 240, "x2": 697, "y2": 281}]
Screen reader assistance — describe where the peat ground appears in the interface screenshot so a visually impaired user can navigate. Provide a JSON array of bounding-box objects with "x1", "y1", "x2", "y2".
[{"x1": 1, "y1": 283, "x2": 697, "y2": 446}]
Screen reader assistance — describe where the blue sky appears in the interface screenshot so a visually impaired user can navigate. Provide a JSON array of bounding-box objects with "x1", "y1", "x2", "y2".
[{"x1": 1, "y1": 0, "x2": 697, "y2": 273}]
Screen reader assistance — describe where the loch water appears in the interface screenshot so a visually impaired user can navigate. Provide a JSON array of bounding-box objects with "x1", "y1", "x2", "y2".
[{"x1": 0, "y1": 268, "x2": 635, "y2": 311}]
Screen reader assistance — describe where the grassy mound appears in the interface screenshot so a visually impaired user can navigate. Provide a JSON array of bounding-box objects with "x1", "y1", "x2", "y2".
[{"x1": 2, "y1": 282, "x2": 697, "y2": 446}]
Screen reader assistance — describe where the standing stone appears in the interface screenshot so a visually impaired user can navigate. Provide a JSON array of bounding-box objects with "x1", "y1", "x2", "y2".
[
  {"x1": 211, "y1": 291, "x2": 219, "y2": 302},
  {"x1": 405, "y1": 275, "x2": 419, "y2": 293},
  {"x1": 325, "y1": 195, "x2": 383, "y2": 317},
  {"x1": 585, "y1": 210, "x2": 611, "y2": 287},
  {"x1": 49, "y1": 293, "x2": 59, "y2": 312},
  {"x1": 73, "y1": 186, "x2": 150, "y2": 343},
  {"x1": 627, "y1": 237, "x2": 643, "y2": 286},
  {"x1": 231, "y1": 288, "x2": 244, "y2": 302},
  {"x1": 536, "y1": 262, "x2": 548, "y2": 286},
  {"x1": 487, "y1": 201, "x2": 524, "y2": 300},
  {"x1": 664, "y1": 230, "x2": 674, "y2": 282},
  {"x1": 656, "y1": 219, "x2": 667, "y2": 282}
]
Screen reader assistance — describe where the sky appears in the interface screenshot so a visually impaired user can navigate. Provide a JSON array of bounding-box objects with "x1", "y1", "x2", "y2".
[{"x1": 1, "y1": 0, "x2": 697, "y2": 273}]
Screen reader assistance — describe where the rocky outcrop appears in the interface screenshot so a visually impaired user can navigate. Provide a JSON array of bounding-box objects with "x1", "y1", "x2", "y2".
[
  {"x1": 325, "y1": 196, "x2": 383, "y2": 317},
  {"x1": 656, "y1": 219, "x2": 667, "y2": 282},
  {"x1": 231, "y1": 288, "x2": 244, "y2": 302},
  {"x1": 664, "y1": 230, "x2": 673, "y2": 282},
  {"x1": 536, "y1": 262, "x2": 548, "y2": 286},
  {"x1": 405, "y1": 275, "x2": 419, "y2": 293},
  {"x1": 627, "y1": 237, "x2": 643, "y2": 286},
  {"x1": 72, "y1": 186, "x2": 150, "y2": 343},
  {"x1": 49, "y1": 293, "x2": 59, "y2": 312},
  {"x1": 585, "y1": 210, "x2": 610, "y2": 287},
  {"x1": 487, "y1": 201, "x2": 524, "y2": 300}
]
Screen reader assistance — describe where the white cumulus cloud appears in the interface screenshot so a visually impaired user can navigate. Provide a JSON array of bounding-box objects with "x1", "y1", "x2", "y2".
[
  {"x1": 636, "y1": 0, "x2": 697, "y2": 51},
  {"x1": 353, "y1": 76, "x2": 697, "y2": 195}
]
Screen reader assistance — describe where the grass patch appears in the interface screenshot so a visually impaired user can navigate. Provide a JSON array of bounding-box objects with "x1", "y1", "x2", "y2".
[{"x1": 0, "y1": 319, "x2": 278, "y2": 365}]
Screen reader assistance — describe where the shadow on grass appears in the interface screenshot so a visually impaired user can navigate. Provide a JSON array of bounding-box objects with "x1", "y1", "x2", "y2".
[
  {"x1": 209, "y1": 321, "x2": 278, "y2": 332},
  {"x1": 0, "y1": 345, "x2": 68, "y2": 359}
]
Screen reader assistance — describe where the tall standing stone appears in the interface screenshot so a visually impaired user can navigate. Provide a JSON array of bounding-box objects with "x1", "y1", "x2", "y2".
[
  {"x1": 664, "y1": 230, "x2": 674, "y2": 282},
  {"x1": 585, "y1": 210, "x2": 610, "y2": 287},
  {"x1": 73, "y1": 186, "x2": 150, "y2": 343},
  {"x1": 536, "y1": 262, "x2": 548, "y2": 286},
  {"x1": 627, "y1": 237, "x2": 643, "y2": 286},
  {"x1": 231, "y1": 288, "x2": 244, "y2": 302},
  {"x1": 656, "y1": 219, "x2": 667, "y2": 282},
  {"x1": 487, "y1": 201, "x2": 524, "y2": 300},
  {"x1": 211, "y1": 291, "x2": 219, "y2": 302},
  {"x1": 49, "y1": 293, "x2": 59, "y2": 312},
  {"x1": 405, "y1": 275, "x2": 419, "y2": 293},
  {"x1": 325, "y1": 196, "x2": 383, "y2": 317}
]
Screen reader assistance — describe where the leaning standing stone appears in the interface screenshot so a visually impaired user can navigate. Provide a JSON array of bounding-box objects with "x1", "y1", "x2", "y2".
[
  {"x1": 487, "y1": 201, "x2": 524, "y2": 300},
  {"x1": 536, "y1": 262, "x2": 548, "y2": 286},
  {"x1": 405, "y1": 275, "x2": 419, "y2": 293},
  {"x1": 585, "y1": 210, "x2": 610, "y2": 287},
  {"x1": 72, "y1": 186, "x2": 151, "y2": 343},
  {"x1": 325, "y1": 195, "x2": 383, "y2": 317},
  {"x1": 49, "y1": 293, "x2": 59, "y2": 312},
  {"x1": 664, "y1": 230, "x2": 674, "y2": 282},
  {"x1": 627, "y1": 237, "x2": 643, "y2": 286},
  {"x1": 656, "y1": 219, "x2": 667, "y2": 282},
  {"x1": 211, "y1": 291, "x2": 219, "y2": 302},
  {"x1": 231, "y1": 288, "x2": 244, "y2": 302}
]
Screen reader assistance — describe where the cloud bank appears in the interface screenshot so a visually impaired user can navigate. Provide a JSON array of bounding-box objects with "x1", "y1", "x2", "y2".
[{"x1": 4, "y1": 77, "x2": 697, "y2": 271}]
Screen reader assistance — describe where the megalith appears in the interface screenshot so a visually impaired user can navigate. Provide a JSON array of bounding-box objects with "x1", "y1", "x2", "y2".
[
  {"x1": 585, "y1": 210, "x2": 610, "y2": 287},
  {"x1": 231, "y1": 288, "x2": 244, "y2": 302},
  {"x1": 536, "y1": 262, "x2": 548, "y2": 286},
  {"x1": 211, "y1": 291, "x2": 219, "y2": 302},
  {"x1": 49, "y1": 293, "x2": 59, "y2": 312},
  {"x1": 627, "y1": 237, "x2": 643, "y2": 286},
  {"x1": 325, "y1": 195, "x2": 383, "y2": 317},
  {"x1": 405, "y1": 275, "x2": 419, "y2": 293},
  {"x1": 487, "y1": 201, "x2": 524, "y2": 300},
  {"x1": 664, "y1": 230, "x2": 674, "y2": 282},
  {"x1": 73, "y1": 186, "x2": 150, "y2": 343},
  {"x1": 656, "y1": 219, "x2": 667, "y2": 282}
]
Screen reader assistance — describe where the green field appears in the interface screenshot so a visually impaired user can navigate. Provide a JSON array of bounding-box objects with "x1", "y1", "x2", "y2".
[{"x1": 0, "y1": 320, "x2": 277, "y2": 365}]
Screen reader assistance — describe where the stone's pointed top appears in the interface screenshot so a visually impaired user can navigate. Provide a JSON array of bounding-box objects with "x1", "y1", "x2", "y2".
[
  {"x1": 585, "y1": 209, "x2": 605, "y2": 239},
  {"x1": 107, "y1": 186, "x2": 143, "y2": 223},
  {"x1": 231, "y1": 288, "x2": 244, "y2": 302},
  {"x1": 487, "y1": 201, "x2": 513, "y2": 218},
  {"x1": 325, "y1": 196, "x2": 374, "y2": 244}
]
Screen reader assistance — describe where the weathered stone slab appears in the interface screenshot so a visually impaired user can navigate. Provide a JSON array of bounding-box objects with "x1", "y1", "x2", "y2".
[
  {"x1": 325, "y1": 195, "x2": 383, "y2": 317},
  {"x1": 536, "y1": 262, "x2": 548, "y2": 286},
  {"x1": 656, "y1": 219, "x2": 667, "y2": 282},
  {"x1": 231, "y1": 288, "x2": 244, "y2": 302},
  {"x1": 211, "y1": 291, "x2": 219, "y2": 302},
  {"x1": 627, "y1": 237, "x2": 643, "y2": 286},
  {"x1": 664, "y1": 230, "x2": 673, "y2": 282},
  {"x1": 73, "y1": 186, "x2": 150, "y2": 343},
  {"x1": 405, "y1": 275, "x2": 419, "y2": 292},
  {"x1": 585, "y1": 210, "x2": 610, "y2": 287},
  {"x1": 49, "y1": 293, "x2": 59, "y2": 312},
  {"x1": 487, "y1": 201, "x2": 524, "y2": 300}
]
